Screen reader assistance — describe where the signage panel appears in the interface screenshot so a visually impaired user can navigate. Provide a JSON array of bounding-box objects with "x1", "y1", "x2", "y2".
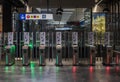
[
  {"x1": 8, "y1": 32, "x2": 13, "y2": 45},
  {"x1": 56, "y1": 32, "x2": 62, "y2": 45},
  {"x1": 24, "y1": 32, "x2": 29, "y2": 45},
  {"x1": 20, "y1": 14, "x2": 26, "y2": 20},
  {"x1": 19, "y1": 14, "x2": 53, "y2": 20},
  {"x1": 88, "y1": 32, "x2": 94, "y2": 45},
  {"x1": 72, "y1": 32, "x2": 78, "y2": 45},
  {"x1": 40, "y1": 32, "x2": 46, "y2": 45}
]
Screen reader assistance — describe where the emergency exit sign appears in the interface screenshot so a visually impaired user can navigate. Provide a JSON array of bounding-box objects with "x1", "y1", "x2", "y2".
[{"x1": 20, "y1": 14, "x2": 53, "y2": 20}]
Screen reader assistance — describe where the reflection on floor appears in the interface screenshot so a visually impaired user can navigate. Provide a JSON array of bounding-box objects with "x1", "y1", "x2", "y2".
[
  {"x1": 0, "y1": 64, "x2": 120, "y2": 82},
  {"x1": 0, "y1": 57, "x2": 106, "y2": 66}
]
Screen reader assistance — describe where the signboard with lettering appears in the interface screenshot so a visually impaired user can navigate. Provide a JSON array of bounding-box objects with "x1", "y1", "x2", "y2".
[
  {"x1": 72, "y1": 32, "x2": 78, "y2": 45},
  {"x1": 88, "y1": 32, "x2": 94, "y2": 45},
  {"x1": 24, "y1": 32, "x2": 29, "y2": 45},
  {"x1": 19, "y1": 14, "x2": 53, "y2": 20},
  {"x1": 40, "y1": 32, "x2": 46, "y2": 45},
  {"x1": 56, "y1": 32, "x2": 62, "y2": 45},
  {"x1": 8, "y1": 32, "x2": 13, "y2": 45}
]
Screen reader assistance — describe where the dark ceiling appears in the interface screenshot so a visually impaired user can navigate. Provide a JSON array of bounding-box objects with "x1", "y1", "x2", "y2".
[
  {"x1": 28, "y1": 0, "x2": 95, "y2": 8},
  {"x1": 0, "y1": 0, "x2": 2, "y2": 4},
  {"x1": 0, "y1": 0, "x2": 114, "y2": 8}
]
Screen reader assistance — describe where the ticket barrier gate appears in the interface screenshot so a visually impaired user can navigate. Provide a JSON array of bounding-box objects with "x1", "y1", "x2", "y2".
[
  {"x1": 22, "y1": 32, "x2": 30, "y2": 66},
  {"x1": 103, "y1": 46, "x2": 113, "y2": 66},
  {"x1": 113, "y1": 46, "x2": 120, "y2": 65},
  {"x1": 72, "y1": 45, "x2": 79, "y2": 66},
  {"x1": 5, "y1": 45, "x2": 15, "y2": 66},
  {"x1": 72, "y1": 32, "x2": 79, "y2": 66},
  {"x1": 39, "y1": 45, "x2": 46, "y2": 66},
  {"x1": 113, "y1": 50, "x2": 120, "y2": 65},
  {"x1": 55, "y1": 32, "x2": 63, "y2": 66},
  {"x1": 5, "y1": 32, "x2": 15, "y2": 66},
  {"x1": 56, "y1": 45, "x2": 63, "y2": 66},
  {"x1": 89, "y1": 45, "x2": 96, "y2": 66},
  {"x1": 22, "y1": 45, "x2": 30, "y2": 66}
]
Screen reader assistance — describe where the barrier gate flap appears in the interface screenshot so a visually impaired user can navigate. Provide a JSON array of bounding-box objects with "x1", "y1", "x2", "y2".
[
  {"x1": 72, "y1": 32, "x2": 78, "y2": 45},
  {"x1": 56, "y1": 32, "x2": 62, "y2": 45},
  {"x1": 88, "y1": 32, "x2": 94, "y2": 45},
  {"x1": 8, "y1": 32, "x2": 13, "y2": 45},
  {"x1": 24, "y1": 32, "x2": 29, "y2": 45},
  {"x1": 40, "y1": 32, "x2": 46, "y2": 45}
]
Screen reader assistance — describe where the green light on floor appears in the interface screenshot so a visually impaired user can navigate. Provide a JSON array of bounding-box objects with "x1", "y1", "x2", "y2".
[
  {"x1": 22, "y1": 67, "x2": 26, "y2": 75},
  {"x1": 30, "y1": 61, "x2": 35, "y2": 68},
  {"x1": 5, "y1": 66, "x2": 9, "y2": 72},
  {"x1": 56, "y1": 67, "x2": 59, "y2": 73},
  {"x1": 30, "y1": 62, "x2": 35, "y2": 78},
  {"x1": 39, "y1": 67, "x2": 43, "y2": 79},
  {"x1": 39, "y1": 67, "x2": 43, "y2": 72},
  {"x1": 11, "y1": 66, "x2": 15, "y2": 73},
  {"x1": 22, "y1": 67, "x2": 25, "y2": 71}
]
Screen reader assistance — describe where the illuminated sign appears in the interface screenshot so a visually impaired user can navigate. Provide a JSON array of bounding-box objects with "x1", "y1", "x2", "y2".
[
  {"x1": 19, "y1": 14, "x2": 53, "y2": 20},
  {"x1": 20, "y1": 14, "x2": 26, "y2": 20},
  {"x1": 26, "y1": 14, "x2": 40, "y2": 20},
  {"x1": 55, "y1": 27, "x2": 72, "y2": 30},
  {"x1": 92, "y1": 13, "x2": 105, "y2": 33},
  {"x1": 40, "y1": 32, "x2": 46, "y2": 45}
]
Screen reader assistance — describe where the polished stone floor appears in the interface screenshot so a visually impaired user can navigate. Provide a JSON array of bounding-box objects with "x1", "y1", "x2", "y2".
[{"x1": 0, "y1": 65, "x2": 120, "y2": 82}]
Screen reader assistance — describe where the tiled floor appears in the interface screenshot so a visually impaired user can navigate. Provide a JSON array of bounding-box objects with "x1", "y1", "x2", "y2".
[{"x1": 0, "y1": 65, "x2": 120, "y2": 82}]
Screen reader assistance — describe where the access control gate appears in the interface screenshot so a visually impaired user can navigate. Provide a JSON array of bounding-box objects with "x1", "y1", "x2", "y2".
[{"x1": 0, "y1": 32, "x2": 118, "y2": 66}]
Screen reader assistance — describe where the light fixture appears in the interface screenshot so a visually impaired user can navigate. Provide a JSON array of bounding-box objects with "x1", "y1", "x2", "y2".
[
  {"x1": 103, "y1": 8, "x2": 110, "y2": 13},
  {"x1": 56, "y1": 0, "x2": 63, "y2": 15},
  {"x1": 103, "y1": 1, "x2": 110, "y2": 13},
  {"x1": 56, "y1": 7, "x2": 63, "y2": 15}
]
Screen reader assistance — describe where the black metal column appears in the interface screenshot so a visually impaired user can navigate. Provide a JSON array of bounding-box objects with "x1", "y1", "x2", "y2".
[{"x1": 2, "y1": 0, "x2": 12, "y2": 32}]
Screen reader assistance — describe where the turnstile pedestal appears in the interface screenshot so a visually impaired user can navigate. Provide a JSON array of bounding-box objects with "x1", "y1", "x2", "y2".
[
  {"x1": 39, "y1": 45, "x2": 46, "y2": 66},
  {"x1": 103, "y1": 46, "x2": 113, "y2": 66},
  {"x1": 89, "y1": 45, "x2": 96, "y2": 66},
  {"x1": 56, "y1": 45, "x2": 63, "y2": 66},
  {"x1": 22, "y1": 45, "x2": 30, "y2": 66},
  {"x1": 72, "y1": 45, "x2": 79, "y2": 66},
  {"x1": 5, "y1": 45, "x2": 15, "y2": 66}
]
